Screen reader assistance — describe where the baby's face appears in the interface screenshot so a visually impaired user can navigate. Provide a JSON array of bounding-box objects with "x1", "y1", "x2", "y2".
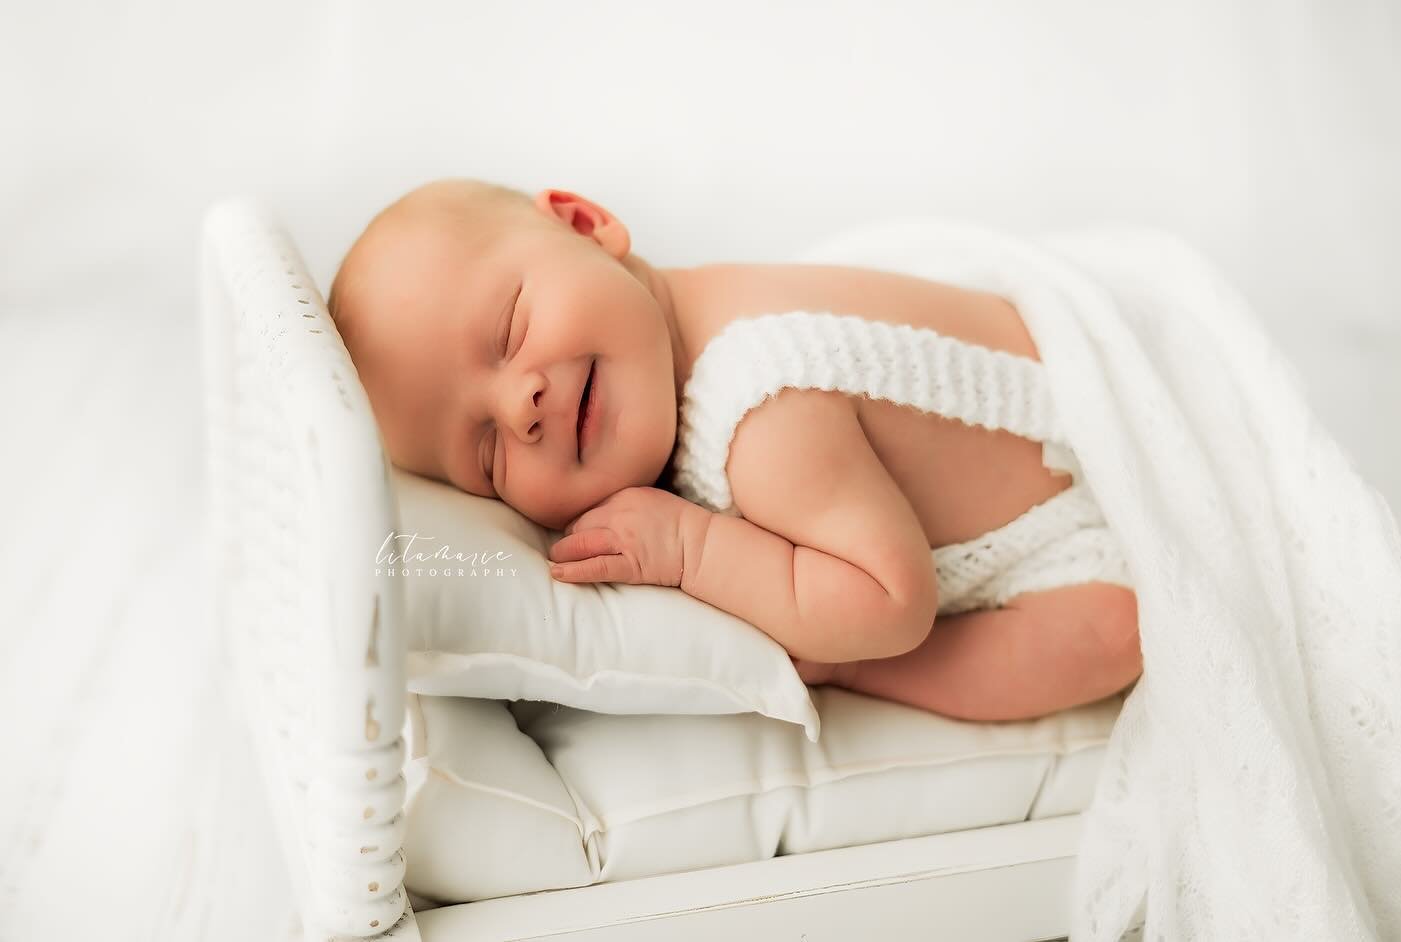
[{"x1": 342, "y1": 191, "x2": 679, "y2": 531}]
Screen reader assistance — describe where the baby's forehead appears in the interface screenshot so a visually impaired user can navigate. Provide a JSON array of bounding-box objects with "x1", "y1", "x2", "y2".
[
  {"x1": 353, "y1": 212, "x2": 509, "y2": 328},
  {"x1": 340, "y1": 190, "x2": 538, "y2": 341}
]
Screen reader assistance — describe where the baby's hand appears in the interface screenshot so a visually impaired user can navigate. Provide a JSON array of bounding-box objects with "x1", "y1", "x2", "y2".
[{"x1": 548, "y1": 487, "x2": 707, "y2": 588}]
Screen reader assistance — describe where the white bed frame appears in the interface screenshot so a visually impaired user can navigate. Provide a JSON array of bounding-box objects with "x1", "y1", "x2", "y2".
[{"x1": 200, "y1": 198, "x2": 1144, "y2": 942}]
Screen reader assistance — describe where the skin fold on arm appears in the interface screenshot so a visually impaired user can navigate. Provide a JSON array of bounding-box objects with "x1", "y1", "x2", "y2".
[{"x1": 679, "y1": 506, "x2": 936, "y2": 664}]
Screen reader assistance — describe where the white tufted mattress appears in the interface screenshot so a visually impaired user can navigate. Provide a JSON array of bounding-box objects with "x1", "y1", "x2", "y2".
[{"x1": 399, "y1": 685, "x2": 1126, "y2": 908}]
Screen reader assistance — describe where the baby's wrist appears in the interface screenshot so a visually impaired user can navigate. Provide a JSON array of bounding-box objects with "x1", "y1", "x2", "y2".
[{"x1": 677, "y1": 503, "x2": 712, "y2": 595}]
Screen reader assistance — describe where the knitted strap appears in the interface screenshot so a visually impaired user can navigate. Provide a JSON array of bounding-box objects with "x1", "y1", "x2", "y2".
[{"x1": 673, "y1": 310, "x2": 1068, "y2": 514}]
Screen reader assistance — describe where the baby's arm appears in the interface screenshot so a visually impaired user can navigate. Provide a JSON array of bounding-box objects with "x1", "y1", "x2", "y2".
[
  {"x1": 680, "y1": 509, "x2": 930, "y2": 663},
  {"x1": 679, "y1": 387, "x2": 940, "y2": 664}
]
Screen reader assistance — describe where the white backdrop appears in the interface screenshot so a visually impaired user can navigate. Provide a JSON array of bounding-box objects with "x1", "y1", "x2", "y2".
[
  {"x1": 4, "y1": 1, "x2": 1399, "y2": 498},
  {"x1": 2, "y1": 2, "x2": 1398, "y2": 939}
]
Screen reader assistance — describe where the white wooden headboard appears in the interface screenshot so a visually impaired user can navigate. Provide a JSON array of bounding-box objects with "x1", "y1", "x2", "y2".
[{"x1": 200, "y1": 199, "x2": 419, "y2": 940}]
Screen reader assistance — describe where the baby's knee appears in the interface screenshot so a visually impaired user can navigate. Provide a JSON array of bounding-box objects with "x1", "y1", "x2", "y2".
[{"x1": 1090, "y1": 584, "x2": 1141, "y2": 677}]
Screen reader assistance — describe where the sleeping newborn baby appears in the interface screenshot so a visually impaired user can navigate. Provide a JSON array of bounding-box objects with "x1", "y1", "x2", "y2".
[{"x1": 329, "y1": 178, "x2": 1142, "y2": 723}]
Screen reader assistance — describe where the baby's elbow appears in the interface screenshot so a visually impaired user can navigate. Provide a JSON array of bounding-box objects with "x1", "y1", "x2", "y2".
[
  {"x1": 874, "y1": 589, "x2": 938, "y2": 660},
  {"x1": 888, "y1": 569, "x2": 940, "y2": 657}
]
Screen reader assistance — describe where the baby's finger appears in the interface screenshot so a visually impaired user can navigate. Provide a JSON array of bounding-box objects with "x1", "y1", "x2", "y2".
[
  {"x1": 549, "y1": 529, "x2": 618, "y2": 563},
  {"x1": 550, "y1": 554, "x2": 625, "y2": 583}
]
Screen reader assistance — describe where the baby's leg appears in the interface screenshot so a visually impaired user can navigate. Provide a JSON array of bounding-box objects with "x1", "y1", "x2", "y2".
[{"x1": 803, "y1": 582, "x2": 1141, "y2": 722}]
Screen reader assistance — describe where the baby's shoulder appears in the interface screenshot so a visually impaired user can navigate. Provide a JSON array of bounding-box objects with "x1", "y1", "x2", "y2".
[{"x1": 725, "y1": 385, "x2": 864, "y2": 514}]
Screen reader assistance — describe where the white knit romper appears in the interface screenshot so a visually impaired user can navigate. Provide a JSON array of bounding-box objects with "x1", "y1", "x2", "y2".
[{"x1": 669, "y1": 311, "x2": 1135, "y2": 616}]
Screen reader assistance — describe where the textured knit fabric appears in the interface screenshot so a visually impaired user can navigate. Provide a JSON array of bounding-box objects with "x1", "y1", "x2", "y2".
[{"x1": 669, "y1": 310, "x2": 1134, "y2": 615}]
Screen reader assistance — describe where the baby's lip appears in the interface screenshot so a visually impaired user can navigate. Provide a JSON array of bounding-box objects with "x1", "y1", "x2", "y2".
[{"x1": 574, "y1": 357, "x2": 593, "y2": 461}]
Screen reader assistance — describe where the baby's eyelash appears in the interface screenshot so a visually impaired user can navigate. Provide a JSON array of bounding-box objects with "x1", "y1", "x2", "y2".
[{"x1": 501, "y1": 282, "x2": 523, "y2": 357}]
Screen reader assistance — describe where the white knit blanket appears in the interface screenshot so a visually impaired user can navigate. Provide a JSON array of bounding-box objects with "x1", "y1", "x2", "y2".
[{"x1": 797, "y1": 219, "x2": 1401, "y2": 941}]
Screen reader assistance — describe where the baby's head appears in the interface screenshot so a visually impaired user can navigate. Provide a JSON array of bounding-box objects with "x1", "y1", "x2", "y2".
[{"x1": 329, "y1": 178, "x2": 683, "y2": 531}]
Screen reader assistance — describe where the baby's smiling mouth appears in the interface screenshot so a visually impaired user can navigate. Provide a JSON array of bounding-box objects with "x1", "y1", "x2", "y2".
[{"x1": 576, "y1": 358, "x2": 595, "y2": 459}]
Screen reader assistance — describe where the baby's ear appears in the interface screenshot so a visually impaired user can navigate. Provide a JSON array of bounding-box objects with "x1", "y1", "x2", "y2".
[{"x1": 533, "y1": 189, "x2": 631, "y2": 259}]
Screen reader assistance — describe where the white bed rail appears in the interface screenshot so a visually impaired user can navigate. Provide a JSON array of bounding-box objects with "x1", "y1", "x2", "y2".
[{"x1": 200, "y1": 199, "x2": 420, "y2": 940}]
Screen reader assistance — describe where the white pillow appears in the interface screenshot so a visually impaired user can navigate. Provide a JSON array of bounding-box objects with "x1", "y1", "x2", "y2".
[{"x1": 389, "y1": 469, "x2": 822, "y2": 741}]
